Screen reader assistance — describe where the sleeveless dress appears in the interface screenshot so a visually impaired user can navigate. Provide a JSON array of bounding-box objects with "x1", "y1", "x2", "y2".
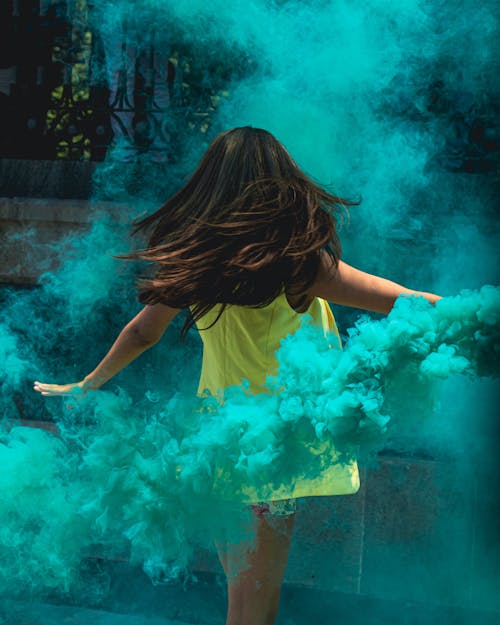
[{"x1": 191, "y1": 292, "x2": 360, "y2": 504}]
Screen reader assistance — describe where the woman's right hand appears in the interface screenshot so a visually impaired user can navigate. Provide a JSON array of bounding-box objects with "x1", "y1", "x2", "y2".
[{"x1": 33, "y1": 380, "x2": 88, "y2": 397}]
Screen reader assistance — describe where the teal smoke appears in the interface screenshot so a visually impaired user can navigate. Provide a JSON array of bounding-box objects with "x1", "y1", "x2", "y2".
[{"x1": 1, "y1": 0, "x2": 498, "y2": 609}]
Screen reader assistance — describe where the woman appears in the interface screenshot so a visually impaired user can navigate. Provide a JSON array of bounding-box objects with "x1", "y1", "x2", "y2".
[{"x1": 35, "y1": 126, "x2": 441, "y2": 625}]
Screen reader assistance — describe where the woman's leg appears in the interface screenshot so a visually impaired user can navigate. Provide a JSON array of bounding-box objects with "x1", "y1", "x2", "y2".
[{"x1": 216, "y1": 506, "x2": 295, "y2": 625}]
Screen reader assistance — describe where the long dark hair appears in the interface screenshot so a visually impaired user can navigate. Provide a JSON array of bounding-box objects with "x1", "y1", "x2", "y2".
[{"x1": 124, "y1": 126, "x2": 360, "y2": 341}]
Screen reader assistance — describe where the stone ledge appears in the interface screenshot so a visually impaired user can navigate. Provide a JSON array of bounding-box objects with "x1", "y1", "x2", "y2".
[
  {"x1": 0, "y1": 158, "x2": 95, "y2": 199},
  {"x1": 0, "y1": 196, "x2": 130, "y2": 224}
]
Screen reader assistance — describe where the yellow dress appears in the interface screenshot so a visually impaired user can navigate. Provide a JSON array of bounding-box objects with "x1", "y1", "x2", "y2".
[{"x1": 191, "y1": 292, "x2": 360, "y2": 502}]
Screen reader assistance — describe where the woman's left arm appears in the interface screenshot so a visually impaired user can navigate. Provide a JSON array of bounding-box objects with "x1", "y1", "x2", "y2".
[
  {"x1": 308, "y1": 255, "x2": 442, "y2": 314},
  {"x1": 34, "y1": 304, "x2": 180, "y2": 396}
]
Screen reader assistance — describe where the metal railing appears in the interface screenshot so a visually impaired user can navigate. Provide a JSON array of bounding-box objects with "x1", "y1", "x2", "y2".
[{"x1": 0, "y1": 0, "x2": 247, "y2": 163}]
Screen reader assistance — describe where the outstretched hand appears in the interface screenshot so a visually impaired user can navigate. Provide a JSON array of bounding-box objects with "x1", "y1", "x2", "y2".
[{"x1": 33, "y1": 380, "x2": 87, "y2": 397}]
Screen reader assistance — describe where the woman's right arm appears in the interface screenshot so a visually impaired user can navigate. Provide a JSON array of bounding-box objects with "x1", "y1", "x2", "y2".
[
  {"x1": 34, "y1": 303, "x2": 180, "y2": 396},
  {"x1": 308, "y1": 253, "x2": 441, "y2": 314}
]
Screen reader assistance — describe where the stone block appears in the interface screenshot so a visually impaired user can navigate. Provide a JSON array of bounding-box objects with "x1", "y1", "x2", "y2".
[
  {"x1": 361, "y1": 456, "x2": 475, "y2": 607},
  {"x1": 468, "y1": 459, "x2": 500, "y2": 612},
  {"x1": 0, "y1": 196, "x2": 128, "y2": 284},
  {"x1": 285, "y1": 476, "x2": 366, "y2": 592}
]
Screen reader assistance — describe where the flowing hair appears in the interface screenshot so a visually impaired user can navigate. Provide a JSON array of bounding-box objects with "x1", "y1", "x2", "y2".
[{"x1": 123, "y1": 126, "x2": 360, "y2": 341}]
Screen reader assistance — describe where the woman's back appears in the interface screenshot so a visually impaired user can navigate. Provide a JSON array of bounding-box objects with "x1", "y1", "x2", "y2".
[
  {"x1": 193, "y1": 292, "x2": 338, "y2": 397},
  {"x1": 192, "y1": 293, "x2": 360, "y2": 502}
]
